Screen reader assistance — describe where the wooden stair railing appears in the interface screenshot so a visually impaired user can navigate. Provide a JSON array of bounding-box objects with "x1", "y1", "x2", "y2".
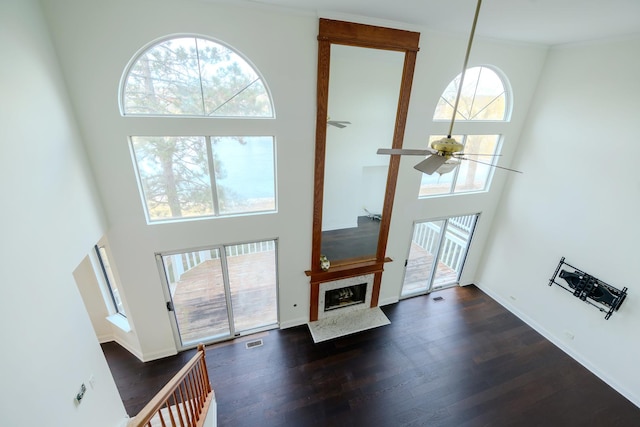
[{"x1": 129, "y1": 344, "x2": 215, "y2": 427}]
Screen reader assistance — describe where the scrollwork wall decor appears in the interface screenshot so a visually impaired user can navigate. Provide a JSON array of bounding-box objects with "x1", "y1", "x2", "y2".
[{"x1": 548, "y1": 257, "x2": 627, "y2": 320}]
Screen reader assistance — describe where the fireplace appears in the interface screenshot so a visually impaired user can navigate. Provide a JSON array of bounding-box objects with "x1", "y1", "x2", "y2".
[
  {"x1": 308, "y1": 272, "x2": 390, "y2": 342},
  {"x1": 324, "y1": 282, "x2": 367, "y2": 311},
  {"x1": 316, "y1": 274, "x2": 375, "y2": 320}
]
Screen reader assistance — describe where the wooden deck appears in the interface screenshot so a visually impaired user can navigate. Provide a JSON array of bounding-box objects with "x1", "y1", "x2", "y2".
[
  {"x1": 402, "y1": 242, "x2": 458, "y2": 296},
  {"x1": 172, "y1": 251, "x2": 278, "y2": 345}
]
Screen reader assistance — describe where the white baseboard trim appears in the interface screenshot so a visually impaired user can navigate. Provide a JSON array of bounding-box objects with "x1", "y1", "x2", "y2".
[
  {"x1": 113, "y1": 337, "x2": 145, "y2": 362},
  {"x1": 116, "y1": 416, "x2": 130, "y2": 427},
  {"x1": 475, "y1": 282, "x2": 640, "y2": 408},
  {"x1": 141, "y1": 347, "x2": 178, "y2": 362},
  {"x1": 112, "y1": 337, "x2": 175, "y2": 363},
  {"x1": 378, "y1": 296, "x2": 399, "y2": 307},
  {"x1": 97, "y1": 333, "x2": 114, "y2": 343},
  {"x1": 280, "y1": 317, "x2": 307, "y2": 329}
]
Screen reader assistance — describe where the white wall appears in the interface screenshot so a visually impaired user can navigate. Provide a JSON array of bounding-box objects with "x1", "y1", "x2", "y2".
[
  {"x1": 476, "y1": 36, "x2": 640, "y2": 406},
  {"x1": 0, "y1": 1, "x2": 127, "y2": 425},
  {"x1": 74, "y1": 255, "x2": 113, "y2": 342},
  {"x1": 41, "y1": 0, "x2": 549, "y2": 361}
]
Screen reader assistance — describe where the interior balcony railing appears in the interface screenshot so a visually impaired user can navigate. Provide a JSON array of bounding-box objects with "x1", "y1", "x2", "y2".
[{"x1": 128, "y1": 344, "x2": 216, "y2": 427}]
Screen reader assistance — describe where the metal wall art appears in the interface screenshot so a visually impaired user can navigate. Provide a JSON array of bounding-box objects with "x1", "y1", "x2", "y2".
[{"x1": 548, "y1": 257, "x2": 627, "y2": 320}]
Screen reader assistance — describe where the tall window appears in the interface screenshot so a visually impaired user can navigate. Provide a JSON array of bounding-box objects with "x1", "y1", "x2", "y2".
[
  {"x1": 421, "y1": 66, "x2": 510, "y2": 197},
  {"x1": 95, "y1": 245, "x2": 126, "y2": 316},
  {"x1": 121, "y1": 36, "x2": 276, "y2": 223}
]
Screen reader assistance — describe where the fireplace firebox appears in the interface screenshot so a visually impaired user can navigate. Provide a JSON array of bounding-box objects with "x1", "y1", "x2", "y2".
[{"x1": 324, "y1": 283, "x2": 367, "y2": 311}]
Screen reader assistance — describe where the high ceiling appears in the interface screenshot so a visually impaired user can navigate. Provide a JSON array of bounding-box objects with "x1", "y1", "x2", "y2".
[{"x1": 237, "y1": 0, "x2": 640, "y2": 45}]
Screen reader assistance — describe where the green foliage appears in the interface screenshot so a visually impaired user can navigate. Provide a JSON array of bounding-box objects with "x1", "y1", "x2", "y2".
[
  {"x1": 124, "y1": 37, "x2": 272, "y2": 116},
  {"x1": 132, "y1": 136, "x2": 214, "y2": 219}
]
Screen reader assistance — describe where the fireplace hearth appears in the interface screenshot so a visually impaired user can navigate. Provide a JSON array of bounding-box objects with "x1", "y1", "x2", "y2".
[{"x1": 308, "y1": 273, "x2": 390, "y2": 342}]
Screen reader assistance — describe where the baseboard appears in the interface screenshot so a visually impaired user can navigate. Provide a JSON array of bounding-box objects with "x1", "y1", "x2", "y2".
[
  {"x1": 110, "y1": 337, "x2": 175, "y2": 362},
  {"x1": 113, "y1": 337, "x2": 145, "y2": 362},
  {"x1": 116, "y1": 416, "x2": 130, "y2": 427},
  {"x1": 141, "y1": 347, "x2": 178, "y2": 362},
  {"x1": 279, "y1": 317, "x2": 308, "y2": 329},
  {"x1": 475, "y1": 282, "x2": 640, "y2": 408},
  {"x1": 97, "y1": 333, "x2": 114, "y2": 344},
  {"x1": 378, "y1": 296, "x2": 399, "y2": 307}
]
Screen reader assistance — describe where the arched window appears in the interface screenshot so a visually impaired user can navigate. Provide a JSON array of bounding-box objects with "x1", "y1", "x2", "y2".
[
  {"x1": 121, "y1": 36, "x2": 276, "y2": 223},
  {"x1": 420, "y1": 66, "x2": 511, "y2": 197},
  {"x1": 121, "y1": 36, "x2": 273, "y2": 117},
  {"x1": 434, "y1": 66, "x2": 508, "y2": 121}
]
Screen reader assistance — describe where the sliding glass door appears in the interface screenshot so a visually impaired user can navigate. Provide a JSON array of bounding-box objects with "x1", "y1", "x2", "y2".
[
  {"x1": 225, "y1": 242, "x2": 278, "y2": 333},
  {"x1": 401, "y1": 214, "x2": 478, "y2": 298},
  {"x1": 158, "y1": 240, "x2": 278, "y2": 349}
]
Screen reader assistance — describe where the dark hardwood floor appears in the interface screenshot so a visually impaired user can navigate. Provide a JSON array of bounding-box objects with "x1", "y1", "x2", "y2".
[
  {"x1": 321, "y1": 216, "x2": 380, "y2": 261},
  {"x1": 102, "y1": 285, "x2": 640, "y2": 426}
]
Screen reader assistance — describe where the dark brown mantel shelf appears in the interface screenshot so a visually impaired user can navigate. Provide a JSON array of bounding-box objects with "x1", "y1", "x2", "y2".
[{"x1": 305, "y1": 257, "x2": 392, "y2": 284}]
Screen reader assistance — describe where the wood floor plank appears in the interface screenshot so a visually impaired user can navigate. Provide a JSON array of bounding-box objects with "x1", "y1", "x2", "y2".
[{"x1": 102, "y1": 285, "x2": 640, "y2": 426}]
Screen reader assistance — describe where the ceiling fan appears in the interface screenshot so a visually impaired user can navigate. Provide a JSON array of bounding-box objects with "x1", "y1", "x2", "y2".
[
  {"x1": 377, "y1": 0, "x2": 522, "y2": 175},
  {"x1": 327, "y1": 116, "x2": 351, "y2": 128}
]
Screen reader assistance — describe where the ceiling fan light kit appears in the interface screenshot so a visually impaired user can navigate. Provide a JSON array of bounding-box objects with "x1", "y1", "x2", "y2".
[{"x1": 434, "y1": 159, "x2": 460, "y2": 175}]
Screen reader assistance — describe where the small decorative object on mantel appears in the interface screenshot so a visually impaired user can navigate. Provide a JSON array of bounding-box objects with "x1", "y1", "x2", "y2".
[
  {"x1": 548, "y1": 257, "x2": 628, "y2": 320},
  {"x1": 320, "y1": 254, "x2": 330, "y2": 272}
]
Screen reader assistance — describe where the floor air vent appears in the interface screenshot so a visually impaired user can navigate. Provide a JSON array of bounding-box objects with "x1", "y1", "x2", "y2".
[
  {"x1": 433, "y1": 296, "x2": 444, "y2": 301},
  {"x1": 245, "y1": 339, "x2": 263, "y2": 349}
]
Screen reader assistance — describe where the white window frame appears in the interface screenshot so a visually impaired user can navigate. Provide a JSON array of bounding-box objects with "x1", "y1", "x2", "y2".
[
  {"x1": 120, "y1": 34, "x2": 278, "y2": 224},
  {"x1": 129, "y1": 135, "x2": 277, "y2": 224},
  {"x1": 421, "y1": 66, "x2": 511, "y2": 198},
  {"x1": 94, "y1": 245, "x2": 127, "y2": 318},
  {"x1": 119, "y1": 34, "x2": 275, "y2": 118}
]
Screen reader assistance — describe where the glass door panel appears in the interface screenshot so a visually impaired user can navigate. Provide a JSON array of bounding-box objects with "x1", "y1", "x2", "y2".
[
  {"x1": 401, "y1": 220, "x2": 444, "y2": 298},
  {"x1": 159, "y1": 239, "x2": 279, "y2": 349},
  {"x1": 432, "y1": 215, "x2": 477, "y2": 288},
  {"x1": 226, "y1": 241, "x2": 278, "y2": 333},
  {"x1": 402, "y1": 214, "x2": 478, "y2": 298},
  {"x1": 161, "y1": 249, "x2": 231, "y2": 347}
]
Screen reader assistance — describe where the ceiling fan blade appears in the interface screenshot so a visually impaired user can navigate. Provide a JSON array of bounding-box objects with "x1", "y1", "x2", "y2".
[
  {"x1": 414, "y1": 155, "x2": 448, "y2": 175},
  {"x1": 377, "y1": 148, "x2": 434, "y2": 156},
  {"x1": 458, "y1": 157, "x2": 523, "y2": 174},
  {"x1": 327, "y1": 121, "x2": 351, "y2": 128}
]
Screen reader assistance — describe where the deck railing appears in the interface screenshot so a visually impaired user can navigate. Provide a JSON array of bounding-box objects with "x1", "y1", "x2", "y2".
[
  {"x1": 413, "y1": 221, "x2": 468, "y2": 273},
  {"x1": 449, "y1": 215, "x2": 475, "y2": 233},
  {"x1": 129, "y1": 344, "x2": 214, "y2": 427},
  {"x1": 168, "y1": 240, "x2": 276, "y2": 284}
]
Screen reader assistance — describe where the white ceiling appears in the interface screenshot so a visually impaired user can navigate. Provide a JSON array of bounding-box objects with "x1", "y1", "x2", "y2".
[{"x1": 239, "y1": 0, "x2": 640, "y2": 46}]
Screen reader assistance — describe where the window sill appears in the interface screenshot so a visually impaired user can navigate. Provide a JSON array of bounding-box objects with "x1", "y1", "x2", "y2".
[{"x1": 106, "y1": 314, "x2": 131, "y2": 333}]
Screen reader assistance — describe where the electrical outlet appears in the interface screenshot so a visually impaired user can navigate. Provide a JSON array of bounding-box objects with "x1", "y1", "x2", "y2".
[
  {"x1": 75, "y1": 383, "x2": 87, "y2": 404},
  {"x1": 89, "y1": 375, "x2": 96, "y2": 389},
  {"x1": 564, "y1": 330, "x2": 575, "y2": 341}
]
